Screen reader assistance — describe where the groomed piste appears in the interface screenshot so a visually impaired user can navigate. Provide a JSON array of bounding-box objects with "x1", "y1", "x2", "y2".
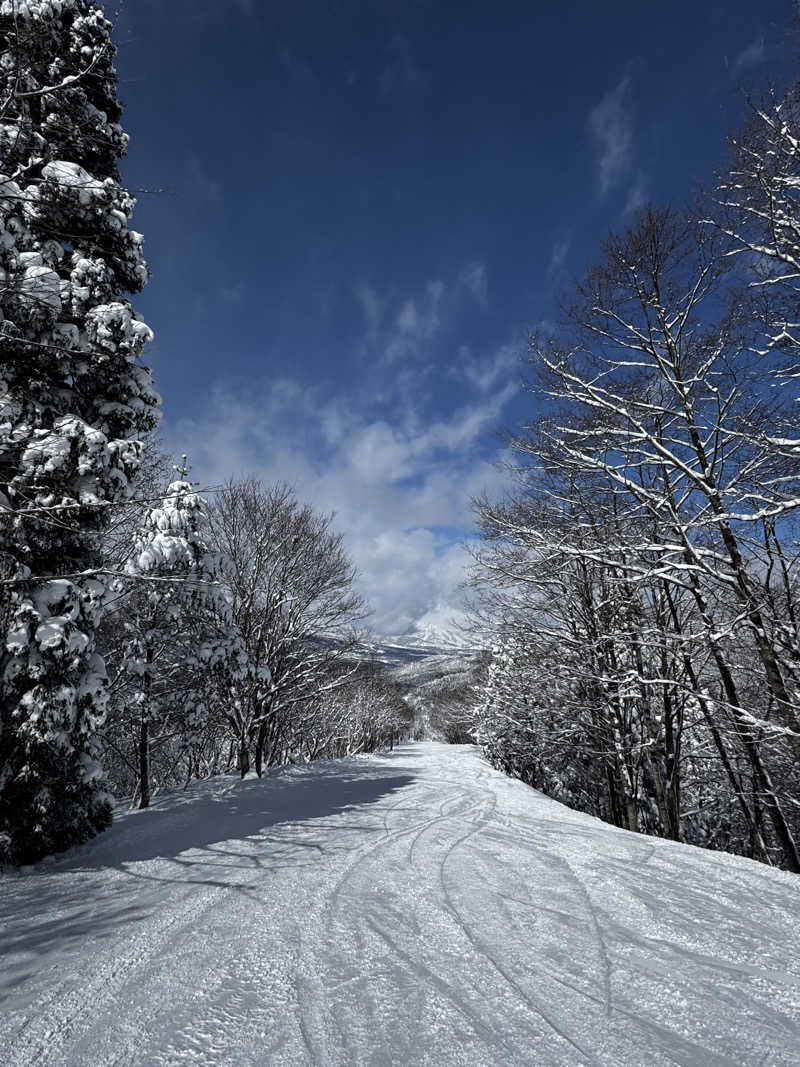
[{"x1": 2, "y1": 743, "x2": 799, "y2": 1066}]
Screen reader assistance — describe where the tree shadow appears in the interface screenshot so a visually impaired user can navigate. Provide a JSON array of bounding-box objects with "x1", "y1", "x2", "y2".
[
  {"x1": 0, "y1": 896, "x2": 152, "y2": 998},
  {"x1": 0, "y1": 765, "x2": 417, "y2": 1000},
  {"x1": 90, "y1": 766, "x2": 417, "y2": 866}
]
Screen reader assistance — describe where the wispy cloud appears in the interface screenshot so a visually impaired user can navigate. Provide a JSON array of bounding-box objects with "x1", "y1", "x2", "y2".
[
  {"x1": 353, "y1": 281, "x2": 384, "y2": 339},
  {"x1": 459, "y1": 263, "x2": 488, "y2": 307},
  {"x1": 549, "y1": 236, "x2": 571, "y2": 274},
  {"x1": 731, "y1": 34, "x2": 765, "y2": 79},
  {"x1": 353, "y1": 278, "x2": 446, "y2": 364},
  {"x1": 353, "y1": 266, "x2": 491, "y2": 366},
  {"x1": 164, "y1": 380, "x2": 513, "y2": 635},
  {"x1": 167, "y1": 265, "x2": 519, "y2": 634},
  {"x1": 386, "y1": 280, "x2": 444, "y2": 362},
  {"x1": 460, "y1": 342, "x2": 521, "y2": 394},
  {"x1": 624, "y1": 173, "x2": 648, "y2": 216},
  {"x1": 587, "y1": 73, "x2": 635, "y2": 194}
]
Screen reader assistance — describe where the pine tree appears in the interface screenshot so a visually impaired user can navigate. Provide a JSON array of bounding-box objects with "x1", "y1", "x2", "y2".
[
  {"x1": 0, "y1": 1, "x2": 158, "y2": 863},
  {"x1": 121, "y1": 463, "x2": 244, "y2": 808}
]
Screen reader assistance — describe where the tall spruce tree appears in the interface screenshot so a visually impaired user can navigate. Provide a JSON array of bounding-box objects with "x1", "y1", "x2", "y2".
[{"x1": 0, "y1": 1, "x2": 158, "y2": 863}]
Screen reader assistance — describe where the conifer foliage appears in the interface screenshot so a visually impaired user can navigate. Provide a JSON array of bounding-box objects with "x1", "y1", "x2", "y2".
[
  {"x1": 120, "y1": 462, "x2": 245, "y2": 809},
  {"x1": 0, "y1": 1, "x2": 158, "y2": 863}
]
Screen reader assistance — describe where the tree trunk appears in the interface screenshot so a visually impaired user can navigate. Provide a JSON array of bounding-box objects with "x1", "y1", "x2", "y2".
[
  {"x1": 254, "y1": 722, "x2": 266, "y2": 777},
  {"x1": 138, "y1": 716, "x2": 150, "y2": 810},
  {"x1": 660, "y1": 578, "x2": 769, "y2": 861},
  {"x1": 685, "y1": 580, "x2": 800, "y2": 872}
]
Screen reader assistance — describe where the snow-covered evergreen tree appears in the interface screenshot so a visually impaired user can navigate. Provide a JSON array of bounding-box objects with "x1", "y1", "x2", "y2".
[
  {"x1": 0, "y1": 1, "x2": 158, "y2": 863},
  {"x1": 121, "y1": 463, "x2": 244, "y2": 808}
]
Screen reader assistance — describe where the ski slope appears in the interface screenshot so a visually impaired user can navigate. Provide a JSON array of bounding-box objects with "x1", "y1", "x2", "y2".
[{"x1": 1, "y1": 743, "x2": 799, "y2": 1066}]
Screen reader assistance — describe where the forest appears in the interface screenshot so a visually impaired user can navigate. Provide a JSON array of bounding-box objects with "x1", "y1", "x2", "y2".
[
  {"x1": 2, "y1": 0, "x2": 800, "y2": 878},
  {"x1": 0, "y1": 1, "x2": 411, "y2": 866},
  {"x1": 468, "y1": 102, "x2": 800, "y2": 872}
]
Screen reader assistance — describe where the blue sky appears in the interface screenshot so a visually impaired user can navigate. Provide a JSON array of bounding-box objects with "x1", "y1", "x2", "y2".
[{"x1": 114, "y1": 0, "x2": 796, "y2": 636}]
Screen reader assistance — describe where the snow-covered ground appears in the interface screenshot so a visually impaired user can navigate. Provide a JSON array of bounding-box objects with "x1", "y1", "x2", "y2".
[{"x1": 1, "y1": 744, "x2": 799, "y2": 1066}]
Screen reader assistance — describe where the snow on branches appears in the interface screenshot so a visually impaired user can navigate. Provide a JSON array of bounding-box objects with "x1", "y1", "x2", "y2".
[
  {"x1": 0, "y1": 0, "x2": 158, "y2": 863},
  {"x1": 119, "y1": 470, "x2": 247, "y2": 809},
  {"x1": 472, "y1": 107, "x2": 800, "y2": 871}
]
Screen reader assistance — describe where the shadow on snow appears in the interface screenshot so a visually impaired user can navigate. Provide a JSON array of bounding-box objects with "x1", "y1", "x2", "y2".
[{"x1": 0, "y1": 761, "x2": 417, "y2": 999}]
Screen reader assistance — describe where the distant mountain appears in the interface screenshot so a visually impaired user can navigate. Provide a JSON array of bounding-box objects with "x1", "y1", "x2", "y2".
[{"x1": 374, "y1": 622, "x2": 478, "y2": 655}]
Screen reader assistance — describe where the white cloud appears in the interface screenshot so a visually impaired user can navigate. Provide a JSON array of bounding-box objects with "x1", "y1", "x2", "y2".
[
  {"x1": 394, "y1": 541, "x2": 477, "y2": 642},
  {"x1": 459, "y1": 263, "x2": 488, "y2": 307},
  {"x1": 624, "y1": 173, "x2": 648, "y2": 216},
  {"x1": 397, "y1": 300, "x2": 420, "y2": 334},
  {"x1": 353, "y1": 281, "x2": 384, "y2": 338},
  {"x1": 383, "y1": 279, "x2": 444, "y2": 362},
  {"x1": 587, "y1": 73, "x2": 634, "y2": 193},
  {"x1": 460, "y1": 342, "x2": 521, "y2": 394},
  {"x1": 549, "y1": 237, "x2": 571, "y2": 274},
  {"x1": 354, "y1": 268, "x2": 491, "y2": 367},
  {"x1": 164, "y1": 380, "x2": 513, "y2": 635},
  {"x1": 173, "y1": 266, "x2": 519, "y2": 635},
  {"x1": 731, "y1": 34, "x2": 765, "y2": 78}
]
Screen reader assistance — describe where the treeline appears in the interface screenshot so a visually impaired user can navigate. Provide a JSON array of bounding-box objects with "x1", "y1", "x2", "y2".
[
  {"x1": 99, "y1": 467, "x2": 411, "y2": 811},
  {"x1": 470, "y1": 84, "x2": 800, "y2": 870},
  {"x1": 0, "y1": 2, "x2": 407, "y2": 867},
  {"x1": 410, "y1": 655, "x2": 489, "y2": 744}
]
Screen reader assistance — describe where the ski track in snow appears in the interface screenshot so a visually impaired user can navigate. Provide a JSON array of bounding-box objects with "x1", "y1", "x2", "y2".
[{"x1": 1, "y1": 743, "x2": 799, "y2": 1066}]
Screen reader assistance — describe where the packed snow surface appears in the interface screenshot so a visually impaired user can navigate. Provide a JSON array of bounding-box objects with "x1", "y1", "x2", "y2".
[{"x1": 1, "y1": 744, "x2": 799, "y2": 1066}]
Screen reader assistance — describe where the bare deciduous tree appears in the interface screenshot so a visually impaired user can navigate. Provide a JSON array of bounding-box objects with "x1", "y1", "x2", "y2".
[
  {"x1": 471, "y1": 203, "x2": 800, "y2": 871},
  {"x1": 207, "y1": 480, "x2": 368, "y2": 775}
]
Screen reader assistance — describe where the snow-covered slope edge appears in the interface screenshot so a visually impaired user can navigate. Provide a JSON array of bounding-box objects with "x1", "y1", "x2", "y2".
[{"x1": 1, "y1": 743, "x2": 798, "y2": 1066}]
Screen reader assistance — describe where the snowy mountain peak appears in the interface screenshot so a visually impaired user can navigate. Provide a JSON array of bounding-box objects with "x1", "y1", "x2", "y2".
[{"x1": 374, "y1": 618, "x2": 479, "y2": 654}]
